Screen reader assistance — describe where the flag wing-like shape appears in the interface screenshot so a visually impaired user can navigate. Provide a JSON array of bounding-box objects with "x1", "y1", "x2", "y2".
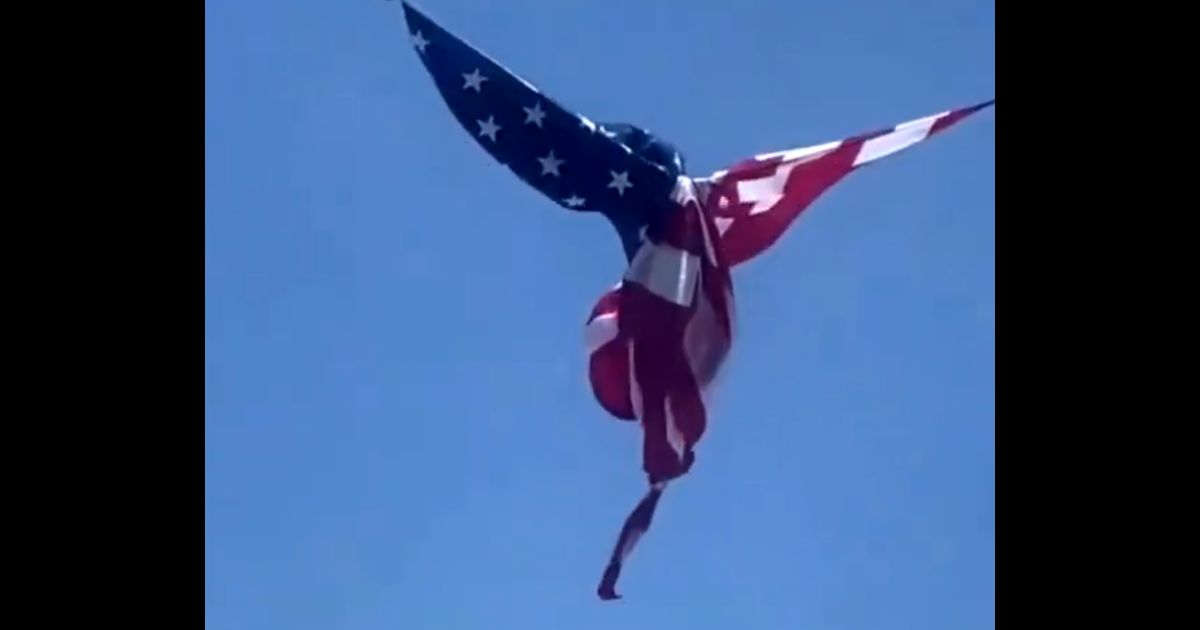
[
  {"x1": 699, "y1": 100, "x2": 994, "y2": 266},
  {"x1": 400, "y1": 2, "x2": 677, "y2": 258},
  {"x1": 400, "y1": 2, "x2": 993, "y2": 601}
]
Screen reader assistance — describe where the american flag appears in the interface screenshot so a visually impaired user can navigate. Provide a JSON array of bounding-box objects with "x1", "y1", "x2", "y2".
[{"x1": 399, "y1": 1, "x2": 993, "y2": 601}]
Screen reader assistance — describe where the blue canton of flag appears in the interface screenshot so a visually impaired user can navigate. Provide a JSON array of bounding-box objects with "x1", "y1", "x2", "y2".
[{"x1": 401, "y1": 2, "x2": 683, "y2": 260}]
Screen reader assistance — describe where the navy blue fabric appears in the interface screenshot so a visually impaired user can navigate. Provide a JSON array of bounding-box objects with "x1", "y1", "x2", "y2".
[{"x1": 402, "y1": 3, "x2": 684, "y2": 261}]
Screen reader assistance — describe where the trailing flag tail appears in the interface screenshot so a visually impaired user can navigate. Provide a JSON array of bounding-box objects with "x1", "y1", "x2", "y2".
[{"x1": 597, "y1": 482, "x2": 666, "y2": 600}]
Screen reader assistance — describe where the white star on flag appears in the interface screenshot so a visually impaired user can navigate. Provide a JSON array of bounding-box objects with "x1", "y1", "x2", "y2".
[
  {"x1": 608, "y1": 171, "x2": 632, "y2": 196},
  {"x1": 538, "y1": 150, "x2": 563, "y2": 177},
  {"x1": 477, "y1": 116, "x2": 501, "y2": 141},
  {"x1": 523, "y1": 102, "x2": 546, "y2": 127},
  {"x1": 411, "y1": 30, "x2": 429, "y2": 53},
  {"x1": 463, "y1": 69, "x2": 487, "y2": 92}
]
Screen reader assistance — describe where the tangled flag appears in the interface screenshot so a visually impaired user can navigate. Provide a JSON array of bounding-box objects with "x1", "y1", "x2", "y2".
[{"x1": 397, "y1": 1, "x2": 993, "y2": 600}]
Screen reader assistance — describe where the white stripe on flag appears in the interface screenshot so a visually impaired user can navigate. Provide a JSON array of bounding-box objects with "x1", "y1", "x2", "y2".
[
  {"x1": 585, "y1": 313, "x2": 619, "y2": 352},
  {"x1": 663, "y1": 400, "x2": 686, "y2": 460},
  {"x1": 755, "y1": 140, "x2": 842, "y2": 163},
  {"x1": 853, "y1": 113, "x2": 944, "y2": 167},
  {"x1": 628, "y1": 344, "x2": 644, "y2": 421},
  {"x1": 624, "y1": 241, "x2": 700, "y2": 307}
]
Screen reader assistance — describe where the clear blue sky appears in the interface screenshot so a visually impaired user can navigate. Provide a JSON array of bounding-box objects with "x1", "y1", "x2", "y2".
[{"x1": 205, "y1": 1, "x2": 994, "y2": 628}]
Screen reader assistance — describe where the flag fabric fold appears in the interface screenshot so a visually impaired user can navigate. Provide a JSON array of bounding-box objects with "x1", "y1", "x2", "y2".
[{"x1": 584, "y1": 177, "x2": 733, "y2": 599}]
